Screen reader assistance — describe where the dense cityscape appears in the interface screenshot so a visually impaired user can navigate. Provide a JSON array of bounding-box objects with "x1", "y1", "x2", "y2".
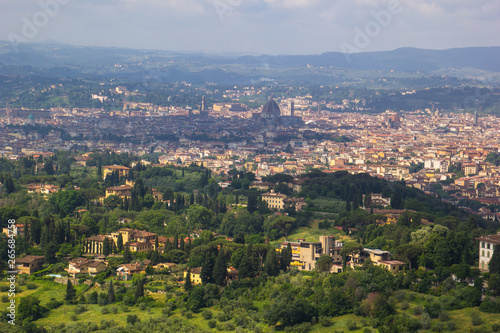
[{"x1": 1, "y1": 1, "x2": 500, "y2": 332}]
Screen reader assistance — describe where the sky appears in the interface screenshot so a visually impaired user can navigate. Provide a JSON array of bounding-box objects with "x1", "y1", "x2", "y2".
[{"x1": 1, "y1": 0, "x2": 499, "y2": 55}]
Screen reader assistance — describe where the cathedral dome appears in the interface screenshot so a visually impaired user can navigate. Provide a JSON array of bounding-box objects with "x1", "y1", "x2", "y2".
[{"x1": 261, "y1": 99, "x2": 280, "y2": 118}]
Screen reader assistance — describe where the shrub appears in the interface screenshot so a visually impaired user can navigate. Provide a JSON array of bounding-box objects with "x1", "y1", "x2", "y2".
[
  {"x1": 101, "y1": 307, "x2": 109, "y2": 314},
  {"x1": 202, "y1": 309, "x2": 213, "y2": 320},
  {"x1": 413, "y1": 306, "x2": 424, "y2": 315},
  {"x1": 70, "y1": 314, "x2": 78, "y2": 321},
  {"x1": 284, "y1": 323, "x2": 311, "y2": 333},
  {"x1": 208, "y1": 320, "x2": 216, "y2": 328},
  {"x1": 319, "y1": 316, "x2": 331, "y2": 327},
  {"x1": 217, "y1": 312, "x2": 230, "y2": 322},
  {"x1": 347, "y1": 320, "x2": 358, "y2": 331},
  {"x1": 492, "y1": 323, "x2": 500, "y2": 332},
  {"x1": 162, "y1": 307, "x2": 172, "y2": 316},
  {"x1": 1, "y1": 295, "x2": 9, "y2": 302},
  {"x1": 438, "y1": 311, "x2": 450, "y2": 322},
  {"x1": 420, "y1": 312, "x2": 431, "y2": 330},
  {"x1": 111, "y1": 306, "x2": 118, "y2": 314},
  {"x1": 74, "y1": 305, "x2": 87, "y2": 314},
  {"x1": 480, "y1": 297, "x2": 500, "y2": 313},
  {"x1": 184, "y1": 310, "x2": 193, "y2": 319},
  {"x1": 470, "y1": 311, "x2": 483, "y2": 326},
  {"x1": 446, "y1": 321, "x2": 456, "y2": 331},
  {"x1": 100, "y1": 319, "x2": 115, "y2": 330},
  {"x1": 27, "y1": 283, "x2": 38, "y2": 290},
  {"x1": 224, "y1": 322, "x2": 235, "y2": 331},
  {"x1": 126, "y1": 314, "x2": 140, "y2": 325},
  {"x1": 431, "y1": 322, "x2": 445, "y2": 332},
  {"x1": 46, "y1": 298, "x2": 63, "y2": 310},
  {"x1": 139, "y1": 302, "x2": 147, "y2": 311},
  {"x1": 400, "y1": 301, "x2": 409, "y2": 310}
]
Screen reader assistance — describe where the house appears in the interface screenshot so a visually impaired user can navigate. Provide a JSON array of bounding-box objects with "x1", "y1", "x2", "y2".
[
  {"x1": 102, "y1": 165, "x2": 131, "y2": 180},
  {"x1": 125, "y1": 242, "x2": 153, "y2": 253},
  {"x1": 184, "y1": 267, "x2": 202, "y2": 284},
  {"x1": 66, "y1": 258, "x2": 107, "y2": 278},
  {"x1": 278, "y1": 236, "x2": 339, "y2": 271},
  {"x1": 2, "y1": 223, "x2": 29, "y2": 237},
  {"x1": 104, "y1": 185, "x2": 133, "y2": 200},
  {"x1": 349, "y1": 248, "x2": 405, "y2": 272},
  {"x1": 261, "y1": 190, "x2": 287, "y2": 210},
  {"x1": 477, "y1": 233, "x2": 500, "y2": 271},
  {"x1": 110, "y1": 228, "x2": 157, "y2": 246},
  {"x1": 116, "y1": 263, "x2": 144, "y2": 280},
  {"x1": 15, "y1": 256, "x2": 44, "y2": 275}
]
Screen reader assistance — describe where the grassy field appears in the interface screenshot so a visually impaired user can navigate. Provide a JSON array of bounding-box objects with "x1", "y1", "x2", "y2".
[{"x1": 278, "y1": 219, "x2": 350, "y2": 243}]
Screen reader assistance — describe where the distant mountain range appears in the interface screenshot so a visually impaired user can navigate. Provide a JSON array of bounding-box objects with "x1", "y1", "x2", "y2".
[{"x1": 0, "y1": 41, "x2": 498, "y2": 84}]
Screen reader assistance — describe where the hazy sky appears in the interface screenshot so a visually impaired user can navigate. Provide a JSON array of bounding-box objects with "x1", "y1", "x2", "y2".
[{"x1": 1, "y1": 0, "x2": 499, "y2": 55}]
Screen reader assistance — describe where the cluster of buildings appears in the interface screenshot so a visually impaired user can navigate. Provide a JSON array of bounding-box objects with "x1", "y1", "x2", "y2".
[
  {"x1": 2, "y1": 95, "x2": 500, "y2": 216},
  {"x1": 277, "y1": 236, "x2": 405, "y2": 273}
]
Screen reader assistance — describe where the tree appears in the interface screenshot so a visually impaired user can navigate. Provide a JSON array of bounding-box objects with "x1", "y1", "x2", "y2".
[
  {"x1": 280, "y1": 243, "x2": 292, "y2": 271},
  {"x1": 65, "y1": 280, "x2": 76, "y2": 304},
  {"x1": 201, "y1": 252, "x2": 216, "y2": 284},
  {"x1": 247, "y1": 192, "x2": 258, "y2": 213},
  {"x1": 489, "y1": 245, "x2": 500, "y2": 275},
  {"x1": 340, "y1": 242, "x2": 363, "y2": 269},
  {"x1": 31, "y1": 218, "x2": 42, "y2": 245},
  {"x1": 103, "y1": 239, "x2": 110, "y2": 256},
  {"x1": 264, "y1": 247, "x2": 279, "y2": 276},
  {"x1": 315, "y1": 255, "x2": 333, "y2": 273},
  {"x1": 395, "y1": 244, "x2": 423, "y2": 270},
  {"x1": 123, "y1": 246, "x2": 132, "y2": 263},
  {"x1": 185, "y1": 269, "x2": 192, "y2": 291},
  {"x1": 269, "y1": 216, "x2": 296, "y2": 239},
  {"x1": 187, "y1": 286, "x2": 205, "y2": 312},
  {"x1": 18, "y1": 295, "x2": 45, "y2": 322},
  {"x1": 108, "y1": 281, "x2": 115, "y2": 304},
  {"x1": 3, "y1": 174, "x2": 15, "y2": 194},
  {"x1": 238, "y1": 244, "x2": 255, "y2": 279},
  {"x1": 43, "y1": 241, "x2": 57, "y2": 264},
  {"x1": 117, "y1": 233, "x2": 124, "y2": 253},
  {"x1": 134, "y1": 278, "x2": 144, "y2": 300},
  {"x1": 213, "y1": 250, "x2": 228, "y2": 286}
]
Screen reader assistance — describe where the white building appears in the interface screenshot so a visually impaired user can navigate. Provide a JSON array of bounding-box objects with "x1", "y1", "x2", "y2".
[{"x1": 477, "y1": 233, "x2": 500, "y2": 271}]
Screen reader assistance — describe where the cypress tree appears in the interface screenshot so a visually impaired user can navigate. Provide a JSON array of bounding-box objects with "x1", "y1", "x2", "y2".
[
  {"x1": 238, "y1": 244, "x2": 255, "y2": 279},
  {"x1": 173, "y1": 234, "x2": 178, "y2": 249},
  {"x1": 180, "y1": 237, "x2": 185, "y2": 251},
  {"x1": 155, "y1": 236, "x2": 159, "y2": 250},
  {"x1": 134, "y1": 278, "x2": 144, "y2": 300},
  {"x1": 490, "y1": 246, "x2": 500, "y2": 274},
  {"x1": 123, "y1": 246, "x2": 132, "y2": 263},
  {"x1": 117, "y1": 233, "x2": 123, "y2": 252},
  {"x1": 280, "y1": 243, "x2": 292, "y2": 271},
  {"x1": 201, "y1": 252, "x2": 216, "y2": 284},
  {"x1": 108, "y1": 281, "x2": 115, "y2": 303},
  {"x1": 103, "y1": 239, "x2": 110, "y2": 256},
  {"x1": 213, "y1": 250, "x2": 228, "y2": 286},
  {"x1": 264, "y1": 247, "x2": 279, "y2": 276},
  {"x1": 65, "y1": 280, "x2": 76, "y2": 304},
  {"x1": 185, "y1": 269, "x2": 192, "y2": 291}
]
